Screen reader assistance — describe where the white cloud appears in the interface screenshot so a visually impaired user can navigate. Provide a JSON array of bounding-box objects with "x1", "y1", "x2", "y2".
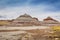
[{"x1": 0, "y1": 5, "x2": 60, "y2": 21}]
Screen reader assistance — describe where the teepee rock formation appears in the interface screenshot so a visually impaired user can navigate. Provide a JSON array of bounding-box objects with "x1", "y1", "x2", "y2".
[
  {"x1": 43, "y1": 16, "x2": 58, "y2": 22},
  {"x1": 0, "y1": 14, "x2": 60, "y2": 26}
]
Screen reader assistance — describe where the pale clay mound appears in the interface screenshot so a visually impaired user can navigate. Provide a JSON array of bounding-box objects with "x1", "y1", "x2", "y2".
[{"x1": 0, "y1": 26, "x2": 50, "y2": 30}]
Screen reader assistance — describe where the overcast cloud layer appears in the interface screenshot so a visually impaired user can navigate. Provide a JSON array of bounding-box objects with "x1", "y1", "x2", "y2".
[{"x1": 0, "y1": 0, "x2": 60, "y2": 21}]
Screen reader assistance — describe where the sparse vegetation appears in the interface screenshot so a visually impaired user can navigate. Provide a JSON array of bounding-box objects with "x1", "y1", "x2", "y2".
[{"x1": 0, "y1": 21, "x2": 10, "y2": 26}]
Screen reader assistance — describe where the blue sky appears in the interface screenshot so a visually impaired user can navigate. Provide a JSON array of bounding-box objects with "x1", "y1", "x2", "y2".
[{"x1": 0, "y1": 0, "x2": 60, "y2": 21}]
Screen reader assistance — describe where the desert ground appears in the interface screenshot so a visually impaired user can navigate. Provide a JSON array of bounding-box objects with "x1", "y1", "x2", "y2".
[{"x1": 0, "y1": 26, "x2": 60, "y2": 40}]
